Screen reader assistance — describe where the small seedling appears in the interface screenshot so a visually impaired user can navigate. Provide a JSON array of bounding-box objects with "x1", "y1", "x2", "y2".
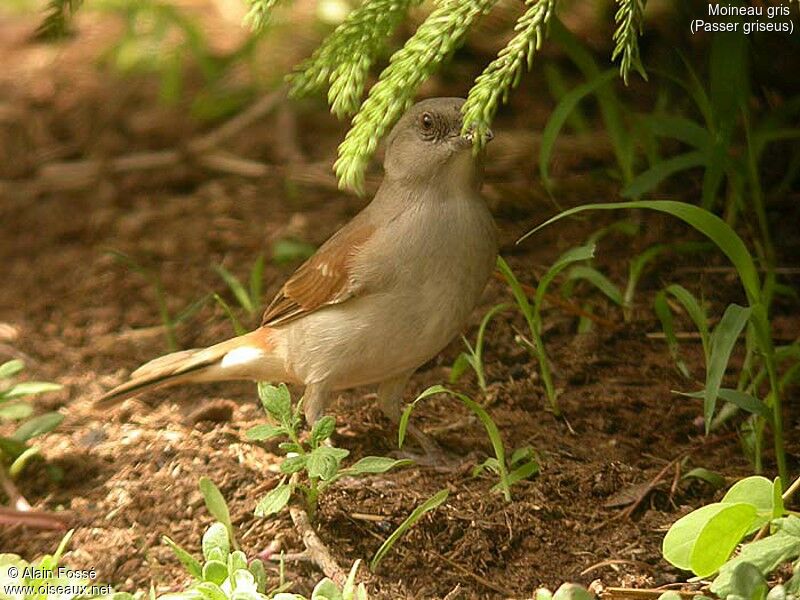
[
  {"x1": 162, "y1": 478, "x2": 370, "y2": 599},
  {"x1": 369, "y1": 488, "x2": 448, "y2": 573},
  {"x1": 109, "y1": 250, "x2": 209, "y2": 352},
  {"x1": 522, "y1": 200, "x2": 792, "y2": 487},
  {"x1": 248, "y1": 384, "x2": 410, "y2": 518},
  {"x1": 662, "y1": 474, "x2": 800, "y2": 598},
  {"x1": 399, "y1": 385, "x2": 538, "y2": 501},
  {"x1": 450, "y1": 303, "x2": 510, "y2": 392},
  {"x1": 0, "y1": 359, "x2": 63, "y2": 480},
  {"x1": 472, "y1": 445, "x2": 540, "y2": 495},
  {"x1": 497, "y1": 247, "x2": 595, "y2": 416}
]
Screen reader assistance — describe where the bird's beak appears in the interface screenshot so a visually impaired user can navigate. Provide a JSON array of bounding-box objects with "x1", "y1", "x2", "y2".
[{"x1": 462, "y1": 127, "x2": 494, "y2": 145}]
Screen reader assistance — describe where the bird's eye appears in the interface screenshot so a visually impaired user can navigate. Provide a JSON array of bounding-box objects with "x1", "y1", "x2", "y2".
[{"x1": 420, "y1": 112, "x2": 434, "y2": 131}]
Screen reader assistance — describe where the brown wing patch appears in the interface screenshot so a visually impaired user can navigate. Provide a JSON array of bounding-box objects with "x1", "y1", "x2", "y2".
[{"x1": 261, "y1": 222, "x2": 374, "y2": 327}]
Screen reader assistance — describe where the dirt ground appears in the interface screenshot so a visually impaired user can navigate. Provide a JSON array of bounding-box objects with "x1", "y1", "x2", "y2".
[{"x1": 1, "y1": 5, "x2": 798, "y2": 600}]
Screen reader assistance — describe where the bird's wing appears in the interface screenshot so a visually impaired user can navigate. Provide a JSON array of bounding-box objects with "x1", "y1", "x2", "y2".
[{"x1": 261, "y1": 218, "x2": 376, "y2": 327}]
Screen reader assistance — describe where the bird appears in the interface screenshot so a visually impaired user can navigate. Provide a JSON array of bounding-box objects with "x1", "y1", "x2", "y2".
[{"x1": 97, "y1": 97, "x2": 498, "y2": 441}]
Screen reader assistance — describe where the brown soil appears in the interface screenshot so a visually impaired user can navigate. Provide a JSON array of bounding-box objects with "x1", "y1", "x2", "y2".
[{"x1": 1, "y1": 5, "x2": 798, "y2": 600}]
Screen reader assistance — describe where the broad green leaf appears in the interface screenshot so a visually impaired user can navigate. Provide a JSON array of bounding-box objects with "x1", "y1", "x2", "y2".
[
  {"x1": 311, "y1": 578, "x2": 342, "y2": 600},
  {"x1": 199, "y1": 478, "x2": 236, "y2": 550},
  {"x1": 622, "y1": 151, "x2": 706, "y2": 199},
  {"x1": 370, "y1": 489, "x2": 448, "y2": 572},
  {"x1": 690, "y1": 502, "x2": 758, "y2": 576},
  {"x1": 162, "y1": 536, "x2": 202, "y2": 579},
  {"x1": 280, "y1": 454, "x2": 307, "y2": 474},
  {"x1": 344, "y1": 457, "x2": 412, "y2": 475},
  {"x1": 254, "y1": 483, "x2": 292, "y2": 517},
  {"x1": 311, "y1": 416, "x2": 336, "y2": 446},
  {"x1": 12, "y1": 412, "x2": 64, "y2": 442},
  {"x1": 231, "y1": 568, "x2": 257, "y2": 592},
  {"x1": 201, "y1": 523, "x2": 229, "y2": 561},
  {"x1": 552, "y1": 583, "x2": 594, "y2": 600},
  {"x1": 704, "y1": 304, "x2": 752, "y2": 431},
  {"x1": 201, "y1": 560, "x2": 228, "y2": 585},
  {"x1": 711, "y1": 517, "x2": 800, "y2": 597},
  {"x1": 195, "y1": 582, "x2": 227, "y2": 600},
  {"x1": 245, "y1": 423, "x2": 285, "y2": 441},
  {"x1": 2, "y1": 382, "x2": 62, "y2": 400},
  {"x1": 0, "y1": 360, "x2": 24, "y2": 380},
  {"x1": 306, "y1": 448, "x2": 339, "y2": 481},
  {"x1": 663, "y1": 502, "x2": 739, "y2": 570},
  {"x1": 258, "y1": 383, "x2": 292, "y2": 422},
  {"x1": 727, "y1": 562, "x2": 768, "y2": 600}
]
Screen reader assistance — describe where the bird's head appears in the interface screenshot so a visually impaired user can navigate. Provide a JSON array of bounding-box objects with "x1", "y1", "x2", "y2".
[{"x1": 383, "y1": 97, "x2": 492, "y2": 190}]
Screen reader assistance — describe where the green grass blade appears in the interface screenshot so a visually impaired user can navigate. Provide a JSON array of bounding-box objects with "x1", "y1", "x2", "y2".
[
  {"x1": 214, "y1": 264, "x2": 254, "y2": 314},
  {"x1": 519, "y1": 201, "x2": 762, "y2": 306},
  {"x1": 704, "y1": 304, "x2": 752, "y2": 432},
  {"x1": 643, "y1": 115, "x2": 711, "y2": 150},
  {"x1": 539, "y1": 69, "x2": 616, "y2": 188},
  {"x1": 566, "y1": 265, "x2": 623, "y2": 306},
  {"x1": 653, "y1": 290, "x2": 691, "y2": 379},
  {"x1": 213, "y1": 293, "x2": 246, "y2": 336},
  {"x1": 248, "y1": 254, "x2": 265, "y2": 313},
  {"x1": 622, "y1": 151, "x2": 706, "y2": 199},
  {"x1": 370, "y1": 489, "x2": 448, "y2": 572}
]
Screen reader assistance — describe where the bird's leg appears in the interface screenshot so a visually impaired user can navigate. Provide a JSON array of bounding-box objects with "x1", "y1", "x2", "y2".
[
  {"x1": 302, "y1": 381, "x2": 331, "y2": 426},
  {"x1": 377, "y1": 372, "x2": 453, "y2": 464}
]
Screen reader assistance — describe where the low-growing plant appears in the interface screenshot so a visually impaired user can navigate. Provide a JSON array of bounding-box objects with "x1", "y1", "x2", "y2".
[
  {"x1": 535, "y1": 583, "x2": 594, "y2": 600},
  {"x1": 0, "y1": 359, "x2": 64, "y2": 481},
  {"x1": 214, "y1": 254, "x2": 266, "y2": 335},
  {"x1": 472, "y1": 445, "x2": 539, "y2": 495},
  {"x1": 398, "y1": 385, "x2": 538, "y2": 501},
  {"x1": 109, "y1": 250, "x2": 210, "y2": 352},
  {"x1": 369, "y1": 488, "x2": 448, "y2": 573},
  {"x1": 449, "y1": 302, "x2": 509, "y2": 393},
  {"x1": 522, "y1": 200, "x2": 792, "y2": 488},
  {"x1": 497, "y1": 247, "x2": 595, "y2": 416},
  {"x1": 162, "y1": 479, "x2": 369, "y2": 600},
  {"x1": 248, "y1": 384, "x2": 410, "y2": 518},
  {"x1": 662, "y1": 474, "x2": 800, "y2": 598}
]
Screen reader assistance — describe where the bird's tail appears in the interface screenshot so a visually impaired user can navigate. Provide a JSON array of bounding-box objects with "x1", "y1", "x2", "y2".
[{"x1": 95, "y1": 328, "x2": 285, "y2": 406}]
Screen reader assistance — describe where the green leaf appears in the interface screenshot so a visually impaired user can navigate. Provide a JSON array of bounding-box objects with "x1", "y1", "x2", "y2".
[
  {"x1": 690, "y1": 502, "x2": 758, "y2": 576},
  {"x1": 520, "y1": 201, "x2": 762, "y2": 306},
  {"x1": 1, "y1": 382, "x2": 62, "y2": 400},
  {"x1": 202, "y1": 559, "x2": 228, "y2": 585},
  {"x1": 248, "y1": 558, "x2": 267, "y2": 593},
  {"x1": 12, "y1": 412, "x2": 63, "y2": 442},
  {"x1": 704, "y1": 304, "x2": 752, "y2": 431},
  {"x1": 679, "y1": 389, "x2": 771, "y2": 421},
  {"x1": 272, "y1": 239, "x2": 317, "y2": 265},
  {"x1": 682, "y1": 468, "x2": 726, "y2": 490},
  {"x1": 0, "y1": 360, "x2": 24, "y2": 380},
  {"x1": 254, "y1": 483, "x2": 292, "y2": 517},
  {"x1": 711, "y1": 517, "x2": 800, "y2": 597},
  {"x1": 310, "y1": 416, "x2": 336, "y2": 446},
  {"x1": 344, "y1": 457, "x2": 412, "y2": 475},
  {"x1": 622, "y1": 151, "x2": 706, "y2": 199},
  {"x1": 370, "y1": 489, "x2": 448, "y2": 572},
  {"x1": 258, "y1": 383, "x2": 292, "y2": 422},
  {"x1": 312, "y1": 578, "x2": 343, "y2": 600},
  {"x1": 201, "y1": 523, "x2": 229, "y2": 561},
  {"x1": 539, "y1": 69, "x2": 617, "y2": 188},
  {"x1": 0, "y1": 402, "x2": 34, "y2": 421},
  {"x1": 663, "y1": 284, "x2": 710, "y2": 360},
  {"x1": 307, "y1": 446, "x2": 348, "y2": 481},
  {"x1": 248, "y1": 254, "x2": 265, "y2": 309},
  {"x1": 199, "y1": 478, "x2": 236, "y2": 550},
  {"x1": 552, "y1": 583, "x2": 594, "y2": 600},
  {"x1": 280, "y1": 454, "x2": 307, "y2": 475},
  {"x1": 449, "y1": 352, "x2": 471, "y2": 384},
  {"x1": 9, "y1": 446, "x2": 40, "y2": 478},
  {"x1": 727, "y1": 562, "x2": 768, "y2": 600},
  {"x1": 214, "y1": 264, "x2": 254, "y2": 314},
  {"x1": 162, "y1": 535, "x2": 202, "y2": 579},
  {"x1": 663, "y1": 503, "x2": 743, "y2": 570},
  {"x1": 246, "y1": 423, "x2": 285, "y2": 441},
  {"x1": 723, "y1": 476, "x2": 778, "y2": 520},
  {"x1": 654, "y1": 291, "x2": 691, "y2": 379},
  {"x1": 644, "y1": 115, "x2": 711, "y2": 150},
  {"x1": 195, "y1": 582, "x2": 228, "y2": 600},
  {"x1": 566, "y1": 265, "x2": 623, "y2": 306}
]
